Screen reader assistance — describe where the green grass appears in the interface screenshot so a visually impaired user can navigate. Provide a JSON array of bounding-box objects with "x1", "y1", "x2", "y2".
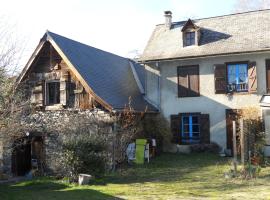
[{"x1": 1, "y1": 153, "x2": 270, "y2": 199}]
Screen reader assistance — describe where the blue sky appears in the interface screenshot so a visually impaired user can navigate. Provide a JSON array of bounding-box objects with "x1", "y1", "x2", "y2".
[{"x1": 0, "y1": 0, "x2": 237, "y2": 68}]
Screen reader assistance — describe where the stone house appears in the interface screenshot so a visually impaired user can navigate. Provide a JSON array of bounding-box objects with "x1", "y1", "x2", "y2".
[
  {"x1": 0, "y1": 31, "x2": 157, "y2": 176},
  {"x1": 139, "y1": 10, "x2": 270, "y2": 154}
]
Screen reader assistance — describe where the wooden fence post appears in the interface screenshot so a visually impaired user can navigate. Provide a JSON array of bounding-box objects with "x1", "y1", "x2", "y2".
[
  {"x1": 240, "y1": 119, "x2": 245, "y2": 164},
  {"x1": 233, "y1": 121, "x2": 237, "y2": 173}
]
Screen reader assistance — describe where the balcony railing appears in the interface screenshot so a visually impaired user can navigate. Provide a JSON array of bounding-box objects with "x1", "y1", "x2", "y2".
[{"x1": 227, "y1": 83, "x2": 248, "y2": 93}]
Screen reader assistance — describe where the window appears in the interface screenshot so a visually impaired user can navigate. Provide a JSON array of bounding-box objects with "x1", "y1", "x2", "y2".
[
  {"x1": 185, "y1": 32, "x2": 195, "y2": 46},
  {"x1": 181, "y1": 115, "x2": 200, "y2": 144},
  {"x1": 178, "y1": 65, "x2": 199, "y2": 97},
  {"x1": 227, "y1": 63, "x2": 248, "y2": 92},
  {"x1": 46, "y1": 81, "x2": 60, "y2": 105}
]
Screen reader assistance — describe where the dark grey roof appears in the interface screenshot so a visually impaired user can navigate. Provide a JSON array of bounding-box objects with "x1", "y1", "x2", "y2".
[
  {"x1": 46, "y1": 31, "x2": 157, "y2": 112},
  {"x1": 140, "y1": 9, "x2": 270, "y2": 61}
]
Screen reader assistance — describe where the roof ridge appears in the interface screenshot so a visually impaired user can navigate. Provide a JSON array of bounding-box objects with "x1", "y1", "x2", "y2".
[
  {"x1": 156, "y1": 9, "x2": 270, "y2": 26},
  {"x1": 46, "y1": 31, "x2": 127, "y2": 60}
]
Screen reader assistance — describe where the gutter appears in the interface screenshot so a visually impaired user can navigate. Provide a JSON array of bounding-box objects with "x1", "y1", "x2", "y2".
[{"x1": 139, "y1": 49, "x2": 270, "y2": 64}]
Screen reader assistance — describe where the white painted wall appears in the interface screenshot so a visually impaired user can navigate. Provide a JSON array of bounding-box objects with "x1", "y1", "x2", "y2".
[{"x1": 145, "y1": 52, "x2": 270, "y2": 148}]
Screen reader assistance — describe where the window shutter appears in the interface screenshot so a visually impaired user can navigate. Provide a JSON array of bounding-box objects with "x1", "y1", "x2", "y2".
[
  {"x1": 32, "y1": 80, "x2": 45, "y2": 107},
  {"x1": 200, "y1": 114, "x2": 210, "y2": 144},
  {"x1": 60, "y1": 80, "x2": 67, "y2": 106},
  {"x1": 248, "y1": 61, "x2": 257, "y2": 93},
  {"x1": 214, "y1": 64, "x2": 227, "y2": 94},
  {"x1": 266, "y1": 59, "x2": 270, "y2": 93},
  {"x1": 189, "y1": 66, "x2": 200, "y2": 97},
  {"x1": 178, "y1": 67, "x2": 189, "y2": 97},
  {"x1": 178, "y1": 66, "x2": 200, "y2": 97},
  {"x1": 42, "y1": 80, "x2": 46, "y2": 106},
  {"x1": 171, "y1": 114, "x2": 182, "y2": 144}
]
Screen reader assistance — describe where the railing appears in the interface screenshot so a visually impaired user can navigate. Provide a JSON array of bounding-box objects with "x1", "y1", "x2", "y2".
[{"x1": 227, "y1": 83, "x2": 248, "y2": 93}]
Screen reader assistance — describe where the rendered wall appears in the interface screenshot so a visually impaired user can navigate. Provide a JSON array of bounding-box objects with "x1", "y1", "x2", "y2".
[{"x1": 145, "y1": 52, "x2": 270, "y2": 148}]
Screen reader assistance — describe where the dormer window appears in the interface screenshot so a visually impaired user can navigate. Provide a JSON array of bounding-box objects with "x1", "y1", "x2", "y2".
[
  {"x1": 185, "y1": 32, "x2": 195, "y2": 46},
  {"x1": 182, "y1": 19, "x2": 200, "y2": 47}
]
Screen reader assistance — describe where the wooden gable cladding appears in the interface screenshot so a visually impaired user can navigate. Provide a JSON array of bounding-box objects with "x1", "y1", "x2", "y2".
[
  {"x1": 266, "y1": 59, "x2": 270, "y2": 93},
  {"x1": 214, "y1": 64, "x2": 227, "y2": 94},
  {"x1": 177, "y1": 65, "x2": 199, "y2": 97},
  {"x1": 24, "y1": 42, "x2": 101, "y2": 110},
  {"x1": 248, "y1": 61, "x2": 257, "y2": 93}
]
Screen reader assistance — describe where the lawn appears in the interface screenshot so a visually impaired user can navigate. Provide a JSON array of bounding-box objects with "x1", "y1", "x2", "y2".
[{"x1": 1, "y1": 153, "x2": 270, "y2": 200}]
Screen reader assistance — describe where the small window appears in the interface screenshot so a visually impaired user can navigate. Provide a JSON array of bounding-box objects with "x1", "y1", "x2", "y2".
[
  {"x1": 47, "y1": 81, "x2": 60, "y2": 105},
  {"x1": 185, "y1": 32, "x2": 195, "y2": 46},
  {"x1": 181, "y1": 115, "x2": 200, "y2": 144},
  {"x1": 227, "y1": 63, "x2": 248, "y2": 92}
]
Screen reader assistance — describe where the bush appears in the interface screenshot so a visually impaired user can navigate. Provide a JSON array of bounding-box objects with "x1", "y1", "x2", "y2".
[
  {"x1": 190, "y1": 143, "x2": 220, "y2": 153},
  {"x1": 62, "y1": 135, "x2": 107, "y2": 180},
  {"x1": 141, "y1": 114, "x2": 172, "y2": 154}
]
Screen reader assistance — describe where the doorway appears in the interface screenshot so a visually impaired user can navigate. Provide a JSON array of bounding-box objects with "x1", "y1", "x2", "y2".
[
  {"x1": 11, "y1": 137, "x2": 31, "y2": 176},
  {"x1": 11, "y1": 135, "x2": 44, "y2": 176},
  {"x1": 226, "y1": 109, "x2": 241, "y2": 155}
]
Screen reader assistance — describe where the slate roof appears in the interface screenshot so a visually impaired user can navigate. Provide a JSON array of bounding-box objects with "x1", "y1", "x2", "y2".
[
  {"x1": 140, "y1": 9, "x2": 270, "y2": 61},
  {"x1": 21, "y1": 31, "x2": 157, "y2": 112}
]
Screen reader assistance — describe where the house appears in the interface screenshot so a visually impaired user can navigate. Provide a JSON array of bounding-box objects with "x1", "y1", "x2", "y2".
[
  {"x1": 139, "y1": 10, "x2": 270, "y2": 153},
  {"x1": 0, "y1": 31, "x2": 157, "y2": 176}
]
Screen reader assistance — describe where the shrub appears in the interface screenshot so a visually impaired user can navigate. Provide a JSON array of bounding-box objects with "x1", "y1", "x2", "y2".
[
  {"x1": 61, "y1": 134, "x2": 107, "y2": 180},
  {"x1": 190, "y1": 143, "x2": 220, "y2": 153},
  {"x1": 141, "y1": 114, "x2": 172, "y2": 154}
]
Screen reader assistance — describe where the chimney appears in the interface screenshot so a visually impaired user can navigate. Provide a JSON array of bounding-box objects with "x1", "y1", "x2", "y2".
[{"x1": 164, "y1": 11, "x2": 172, "y2": 29}]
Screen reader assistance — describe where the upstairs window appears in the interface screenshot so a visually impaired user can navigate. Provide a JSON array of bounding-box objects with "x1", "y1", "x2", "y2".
[
  {"x1": 185, "y1": 32, "x2": 195, "y2": 46},
  {"x1": 178, "y1": 65, "x2": 200, "y2": 97},
  {"x1": 47, "y1": 81, "x2": 60, "y2": 105},
  {"x1": 227, "y1": 63, "x2": 248, "y2": 92},
  {"x1": 181, "y1": 114, "x2": 200, "y2": 144}
]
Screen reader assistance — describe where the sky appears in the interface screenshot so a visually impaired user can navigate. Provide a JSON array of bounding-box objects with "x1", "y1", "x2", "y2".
[{"x1": 0, "y1": 0, "x2": 238, "y2": 69}]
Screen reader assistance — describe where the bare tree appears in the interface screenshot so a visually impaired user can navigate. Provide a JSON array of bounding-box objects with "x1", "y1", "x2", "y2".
[
  {"x1": 0, "y1": 18, "x2": 29, "y2": 140},
  {"x1": 234, "y1": 0, "x2": 270, "y2": 12}
]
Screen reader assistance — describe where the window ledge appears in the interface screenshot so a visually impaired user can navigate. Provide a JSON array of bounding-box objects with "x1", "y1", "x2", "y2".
[
  {"x1": 226, "y1": 92, "x2": 254, "y2": 96},
  {"x1": 45, "y1": 104, "x2": 64, "y2": 111}
]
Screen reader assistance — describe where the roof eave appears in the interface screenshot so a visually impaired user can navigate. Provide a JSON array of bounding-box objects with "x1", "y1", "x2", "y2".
[{"x1": 139, "y1": 49, "x2": 270, "y2": 63}]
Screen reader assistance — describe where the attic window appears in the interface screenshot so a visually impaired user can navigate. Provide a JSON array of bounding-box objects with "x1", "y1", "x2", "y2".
[
  {"x1": 47, "y1": 81, "x2": 60, "y2": 105},
  {"x1": 185, "y1": 32, "x2": 195, "y2": 46},
  {"x1": 182, "y1": 19, "x2": 200, "y2": 47}
]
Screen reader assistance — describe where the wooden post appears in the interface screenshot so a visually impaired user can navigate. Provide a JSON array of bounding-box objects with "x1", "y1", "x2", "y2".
[
  {"x1": 232, "y1": 121, "x2": 237, "y2": 173},
  {"x1": 240, "y1": 119, "x2": 245, "y2": 164}
]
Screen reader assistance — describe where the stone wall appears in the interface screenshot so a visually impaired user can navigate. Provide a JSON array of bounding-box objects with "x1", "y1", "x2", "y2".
[{"x1": 0, "y1": 109, "x2": 116, "y2": 176}]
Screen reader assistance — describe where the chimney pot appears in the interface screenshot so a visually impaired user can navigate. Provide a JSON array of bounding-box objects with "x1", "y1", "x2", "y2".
[{"x1": 164, "y1": 11, "x2": 172, "y2": 29}]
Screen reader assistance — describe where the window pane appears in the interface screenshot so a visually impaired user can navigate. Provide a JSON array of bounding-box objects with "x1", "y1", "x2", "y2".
[
  {"x1": 228, "y1": 65, "x2": 236, "y2": 84},
  {"x1": 192, "y1": 116, "x2": 199, "y2": 124},
  {"x1": 182, "y1": 116, "x2": 189, "y2": 124},
  {"x1": 185, "y1": 32, "x2": 195, "y2": 46},
  {"x1": 47, "y1": 82, "x2": 60, "y2": 105},
  {"x1": 192, "y1": 125, "x2": 200, "y2": 132},
  {"x1": 183, "y1": 125, "x2": 189, "y2": 132}
]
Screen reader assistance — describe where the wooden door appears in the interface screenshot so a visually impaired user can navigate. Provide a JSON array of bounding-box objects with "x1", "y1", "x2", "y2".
[
  {"x1": 266, "y1": 60, "x2": 270, "y2": 93},
  {"x1": 226, "y1": 109, "x2": 238, "y2": 154}
]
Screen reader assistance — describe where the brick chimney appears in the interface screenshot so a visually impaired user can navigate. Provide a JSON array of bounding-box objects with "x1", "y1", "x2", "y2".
[{"x1": 164, "y1": 11, "x2": 172, "y2": 29}]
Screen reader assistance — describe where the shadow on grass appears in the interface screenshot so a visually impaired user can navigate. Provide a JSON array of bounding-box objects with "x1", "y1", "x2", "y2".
[
  {"x1": 93, "y1": 153, "x2": 230, "y2": 185},
  {"x1": 0, "y1": 179, "x2": 123, "y2": 200}
]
